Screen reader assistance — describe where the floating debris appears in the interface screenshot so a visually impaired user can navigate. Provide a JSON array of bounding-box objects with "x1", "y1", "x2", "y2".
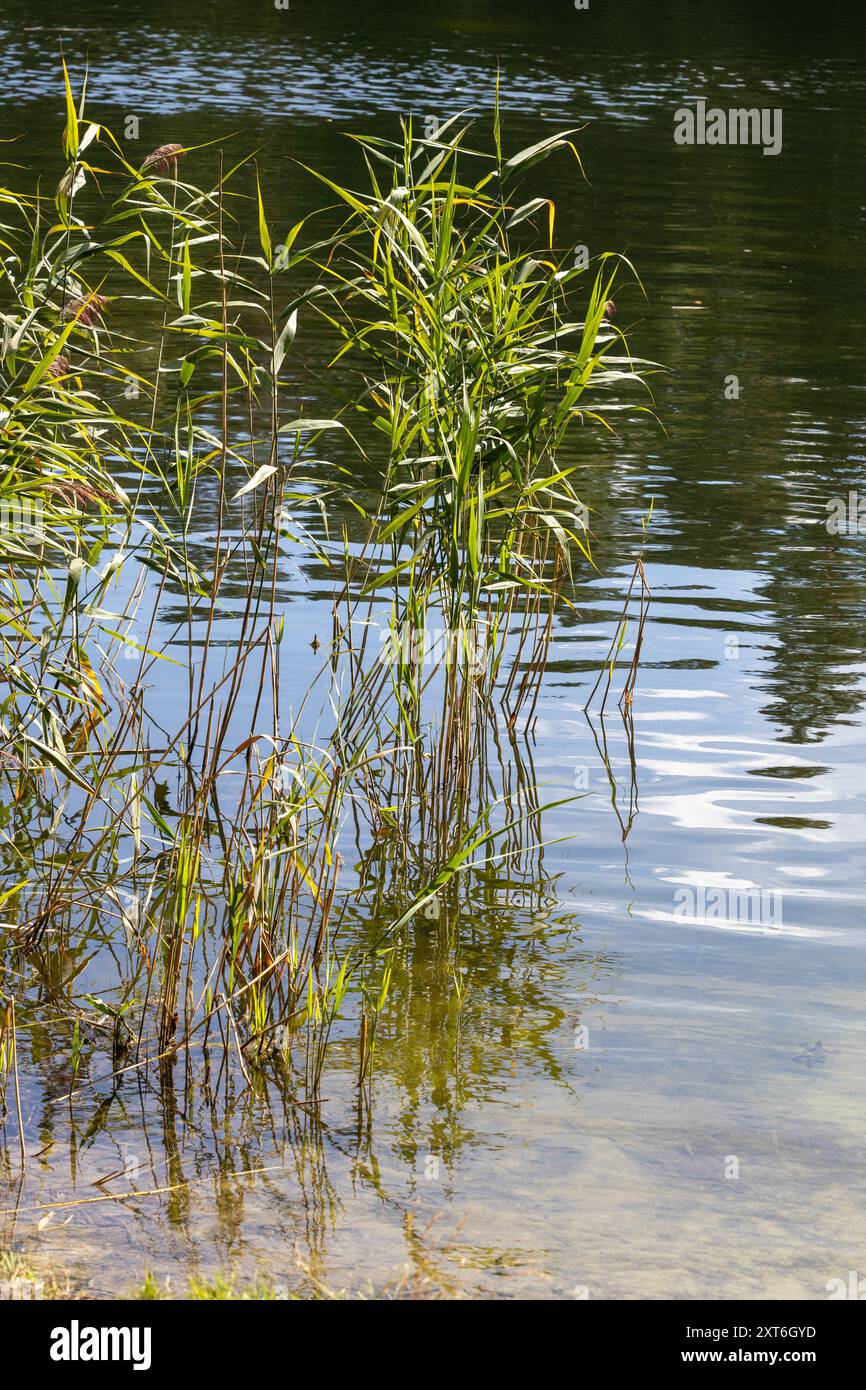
[{"x1": 792, "y1": 1041, "x2": 827, "y2": 1069}]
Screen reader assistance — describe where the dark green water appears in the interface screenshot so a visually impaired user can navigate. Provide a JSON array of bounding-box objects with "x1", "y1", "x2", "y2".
[{"x1": 2, "y1": 0, "x2": 866, "y2": 1297}]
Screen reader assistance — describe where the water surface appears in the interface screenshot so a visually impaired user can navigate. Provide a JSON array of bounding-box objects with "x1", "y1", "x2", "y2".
[{"x1": 2, "y1": 0, "x2": 865, "y2": 1299}]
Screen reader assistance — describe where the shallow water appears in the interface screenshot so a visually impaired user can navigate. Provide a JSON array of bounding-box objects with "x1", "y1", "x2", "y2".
[{"x1": 2, "y1": 0, "x2": 866, "y2": 1298}]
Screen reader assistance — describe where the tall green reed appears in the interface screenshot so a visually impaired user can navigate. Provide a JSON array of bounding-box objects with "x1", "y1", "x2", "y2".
[{"x1": 0, "y1": 70, "x2": 653, "y2": 1153}]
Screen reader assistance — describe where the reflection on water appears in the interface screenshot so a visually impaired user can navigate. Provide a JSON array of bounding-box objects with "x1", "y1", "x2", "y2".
[{"x1": 3, "y1": 0, "x2": 866, "y2": 1298}]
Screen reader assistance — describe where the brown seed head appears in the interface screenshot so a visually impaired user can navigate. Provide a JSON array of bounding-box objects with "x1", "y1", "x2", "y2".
[
  {"x1": 142, "y1": 143, "x2": 185, "y2": 176},
  {"x1": 60, "y1": 293, "x2": 109, "y2": 326},
  {"x1": 46, "y1": 478, "x2": 114, "y2": 510}
]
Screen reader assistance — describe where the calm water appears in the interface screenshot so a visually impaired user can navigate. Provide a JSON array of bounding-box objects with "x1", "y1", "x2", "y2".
[{"x1": 2, "y1": 0, "x2": 866, "y2": 1298}]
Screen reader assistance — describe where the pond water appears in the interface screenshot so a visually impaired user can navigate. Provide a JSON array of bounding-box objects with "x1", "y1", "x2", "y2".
[{"x1": 2, "y1": 0, "x2": 866, "y2": 1298}]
